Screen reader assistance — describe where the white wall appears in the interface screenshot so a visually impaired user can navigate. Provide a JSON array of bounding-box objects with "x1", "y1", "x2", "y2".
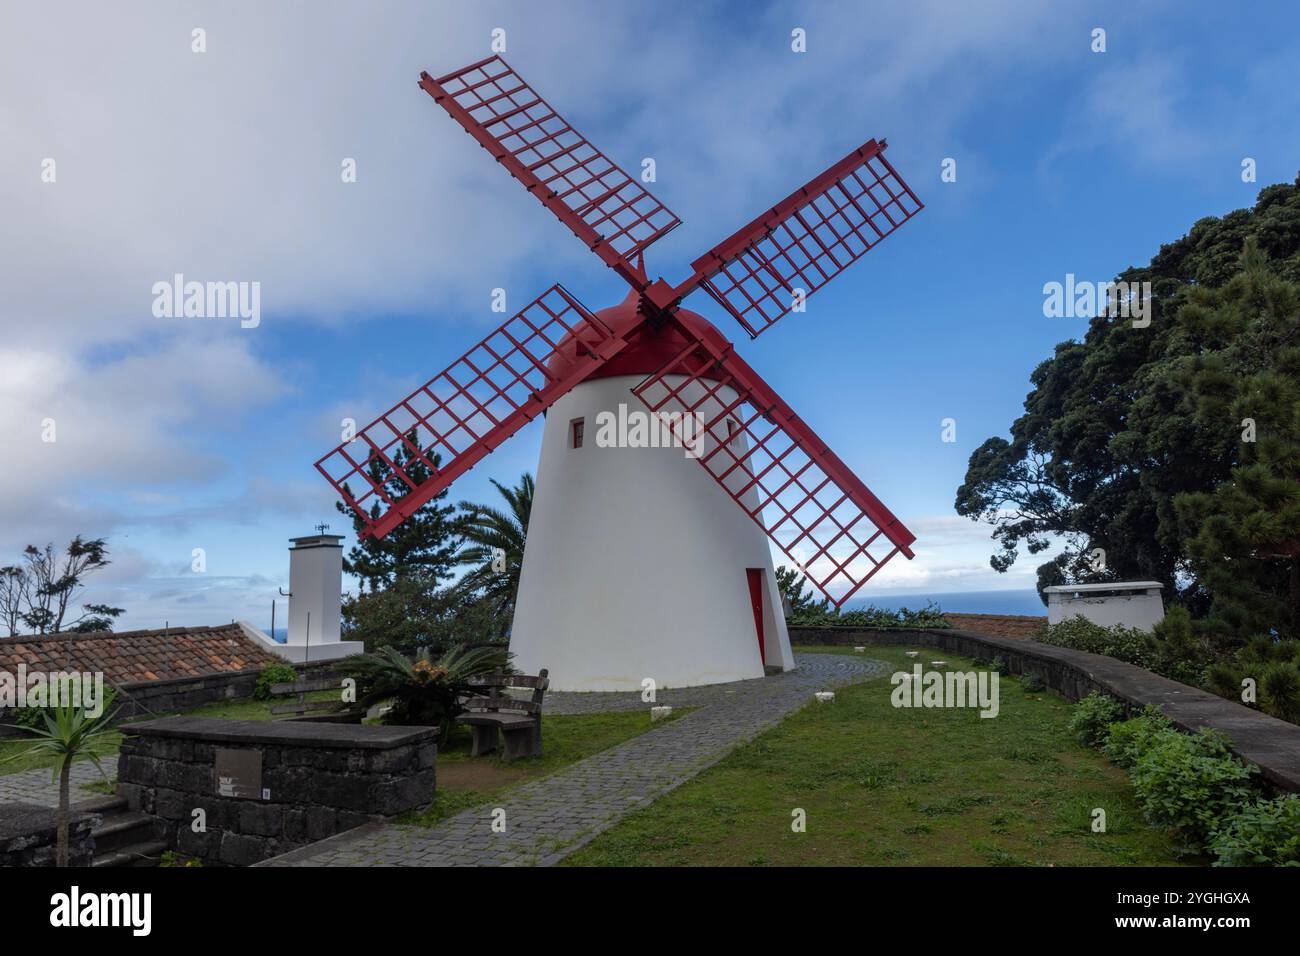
[
  {"x1": 1045, "y1": 584, "x2": 1165, "y2": 631},
  {"x1": 511, "y1": 375, "x2": 793, "y2": 691}
]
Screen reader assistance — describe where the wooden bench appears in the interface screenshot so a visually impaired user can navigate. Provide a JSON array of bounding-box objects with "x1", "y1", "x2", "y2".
[
  {"x1": 269, "y1": 675, "x2": 344, "y2": 718},
  {"x1": 457, "y1": 670, "x2": 549, "y2": 761}
]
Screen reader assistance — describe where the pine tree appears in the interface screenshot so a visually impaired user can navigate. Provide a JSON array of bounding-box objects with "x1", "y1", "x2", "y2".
[{"x1": 335, "y1": 430, "x2": 462, "y2": 592}]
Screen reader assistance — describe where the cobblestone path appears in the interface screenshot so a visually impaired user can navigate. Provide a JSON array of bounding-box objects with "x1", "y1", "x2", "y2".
[{"x1": 0, "y1": 755, "x2": 119, "y2": 808}]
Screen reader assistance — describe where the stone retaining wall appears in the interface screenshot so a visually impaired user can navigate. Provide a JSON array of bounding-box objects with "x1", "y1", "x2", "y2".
[
  {"x1": 789, "y1": 626, "x2": 1300, "y2": 793},
  {"x1": 0, "y1": 803, "x2": 96, "y2": 867},
  {"x1": 118, "y1": 716, "x2": 436, "y2": 865}
]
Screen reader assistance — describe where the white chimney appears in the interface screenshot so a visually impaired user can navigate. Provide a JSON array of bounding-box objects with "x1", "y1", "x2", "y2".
[{"x1": 271, "y1": 533, "x2": 363, "y2": 662}]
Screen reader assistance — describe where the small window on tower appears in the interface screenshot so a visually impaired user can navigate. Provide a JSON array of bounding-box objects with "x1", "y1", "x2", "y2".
[
  {"x1": 570, "y1": 417, "x2": 585, "y2": 449},
  {"x1": 726, "y1": 417, "x2": 741, "y2": 448}
]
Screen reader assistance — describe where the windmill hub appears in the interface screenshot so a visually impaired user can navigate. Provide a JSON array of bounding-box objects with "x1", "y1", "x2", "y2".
[
  {"x1": 317, "y1": 55, "x2": 923, "y2": 691},
  {"x1": 551, "y1": 289, "x2": 729, "y2": 385}
]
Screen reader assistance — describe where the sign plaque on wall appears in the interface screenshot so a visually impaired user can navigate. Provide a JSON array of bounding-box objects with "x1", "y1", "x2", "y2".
[{"x1": 215, "y1": 748, "x2": 264, "y2": 800}]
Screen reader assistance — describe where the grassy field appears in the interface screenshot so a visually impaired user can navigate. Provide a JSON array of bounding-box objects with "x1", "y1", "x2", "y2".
[
  {"x1": 564, "y1": 646, "x2": 1186, "y2": 867},
  {"x1": 398, "y1": 708, "x2": 687, "y2": 827}
]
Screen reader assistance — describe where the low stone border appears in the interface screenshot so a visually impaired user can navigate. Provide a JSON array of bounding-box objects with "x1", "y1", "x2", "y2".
[{"x1": 789, "y1": 625, "x2": 1300, "y2": 793}]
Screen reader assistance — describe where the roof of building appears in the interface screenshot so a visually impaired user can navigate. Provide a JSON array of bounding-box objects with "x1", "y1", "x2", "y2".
[
  {"x1": 943, "y1": 612, "x2": 1047, "y2": 641},
  {"x1": 0, "y1": 624, "x2": 282, "y2": 686}
]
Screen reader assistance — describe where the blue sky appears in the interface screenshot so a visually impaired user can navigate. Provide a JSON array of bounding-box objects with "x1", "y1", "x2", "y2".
[{"x1": 3, "y1": 0, "x2": 1298, "y2": 630}]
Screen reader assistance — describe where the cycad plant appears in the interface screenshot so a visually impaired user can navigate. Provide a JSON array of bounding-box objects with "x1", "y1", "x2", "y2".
[
  {"x1": 339, "y1": 643, "x2": 511, "y2": 740},
  {"x1": 3, "y1": 702, "x2": 117, "y2": 866},
  {"x1": 455, "y1": 473, "x2": 533, "y2": 623}
]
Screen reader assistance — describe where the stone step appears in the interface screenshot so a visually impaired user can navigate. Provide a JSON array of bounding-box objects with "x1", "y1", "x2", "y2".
[
  {"x1": 75, "y1": 794, "x2": 127, "y2": 815},
  {"x1": 91, "y1": 812, "x2": 155, "y2": 854},
  {"x1": 92, "y1": 840, "x2": 168, "y2": 868}
]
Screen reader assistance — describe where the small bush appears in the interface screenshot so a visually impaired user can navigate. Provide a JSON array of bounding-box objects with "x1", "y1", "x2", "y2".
[
  {"x1": 1102, "y1": 707, "x2": 1174, "y2": 767},
  {"x1": 1129, "y1": 728, "x2": 1257, "y2": 850},
  {"x1": 1210, "y1": 794, "x2": 1300, "y2": 867},
  {"x1": 1259, "y1": 662, "x2": 1300, "y2": 724},
  {"x1": 1069, "y1": 692, "x2": 1126, "y2": 748},
  {"x1": 1039, "y1": 616, "x2": 1156, "y2": 668},
  {"x1": 254, "y1": 663, "x2": 299, "y2": 700},
  {"x1": 989, "y1": 656, "x2": 1009, "y2": 676},
  {"x1": 1020, "y1": 672, "x2": 1046, "y2": 693}
]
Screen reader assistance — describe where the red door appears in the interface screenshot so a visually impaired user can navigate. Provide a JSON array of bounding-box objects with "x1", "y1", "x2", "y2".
[{"x1": 746, "y1": 568, "x2": 766, "y2": 665}]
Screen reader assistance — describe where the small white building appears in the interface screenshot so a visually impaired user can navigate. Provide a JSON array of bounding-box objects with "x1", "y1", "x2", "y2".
[
  {"x1": 1043, "y1": 581, "x2": 1165, "y2": 631},
  {"x1": 243, "y1": 533, "x2": 363, "y2": 663}
]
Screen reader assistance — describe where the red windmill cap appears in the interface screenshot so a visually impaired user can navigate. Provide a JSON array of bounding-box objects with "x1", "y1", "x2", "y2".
[{"x1": 551, "y1": 288, "x2": 731, "y2": 384}]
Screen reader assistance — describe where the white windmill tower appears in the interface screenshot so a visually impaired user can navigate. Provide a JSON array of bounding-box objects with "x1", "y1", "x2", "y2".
[{"x1": 317, "y1": 56, "x2": 923, "y2": 691}]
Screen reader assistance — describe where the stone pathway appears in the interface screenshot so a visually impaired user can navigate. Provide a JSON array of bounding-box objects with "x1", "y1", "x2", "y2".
[
  {"x1": 0, "y1": 755, "x2": 118, "y2": 809},
  {"x1": 261, "y1": 652, "x2": 889, "y2": 867}
]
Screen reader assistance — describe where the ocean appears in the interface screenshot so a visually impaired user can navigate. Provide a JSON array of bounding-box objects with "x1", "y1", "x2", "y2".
[{"x1": 846, "y1": 589, "x2": 1046, "y2": 617}]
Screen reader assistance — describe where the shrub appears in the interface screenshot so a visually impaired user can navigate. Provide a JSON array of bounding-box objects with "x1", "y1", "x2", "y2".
[
  {"x1": 1039, "y1": 616, "x2": 1157, "y2": 669},
  {"x1": 1210, "y1": 794, "x2": 1300, "y2": 867},
  {"x1": 1201, "y1": 638, "x2": 1300, "y2": 726},
  {"x1": 1129, "y1": 727, "x2": 1257, "y2": 849},
  {"x1": 1020, "y1": 672, "x2": 1046, "y2": 692},
  {"x1": 1102, "y1": 708, "x2": 1174, "y2": 767},
  {"x1": 1069, "y1": 692, "x2": 1126, "y2": 748},
  {"x1": 253, "y1": 663, "x2": 298, "y2": 700},
  {"x1": 339, "y1": 643, "x2": 511, "y2": 740},
  {"x1": 989, "y1": 656, "x2": 1009, "y2": 676},
  {"x1": 1259, "y1": 662, "x2": 1300, "y2": 724}
]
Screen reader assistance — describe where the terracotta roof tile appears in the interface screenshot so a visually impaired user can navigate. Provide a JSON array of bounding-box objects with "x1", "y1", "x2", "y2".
[{"x1": 0, "y1": 624, "x2": 281, "y2": 686}]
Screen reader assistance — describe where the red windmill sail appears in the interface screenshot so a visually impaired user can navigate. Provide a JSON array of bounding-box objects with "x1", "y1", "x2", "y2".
[{"x1": 316, "y1": 56, "x2": 923, "y2": 606}]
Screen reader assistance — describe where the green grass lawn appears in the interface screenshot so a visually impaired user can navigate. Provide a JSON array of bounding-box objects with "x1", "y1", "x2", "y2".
[
  {"x1": 564, "y1": 646, "x2": 1187, "y2": 867},
  {"x1": 398, "y1": 708, "x2": 687, "y2": 828}
]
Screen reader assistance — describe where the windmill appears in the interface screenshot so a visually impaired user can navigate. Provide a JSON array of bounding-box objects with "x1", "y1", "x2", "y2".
[{"x1": 317, "y1": 55, "x2": 923, "y2": 690}]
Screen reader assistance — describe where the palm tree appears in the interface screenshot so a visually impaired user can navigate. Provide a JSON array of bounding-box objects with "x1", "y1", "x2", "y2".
[
  {"x1": 339, "y1": 643, "x2": 511, "y2": 741},
  {"x1": 3, "y1": 702, "x2": 117, "y2": 865},
  {"x1": 455, "y1": 473, "x2": 533, "y2": 623}
]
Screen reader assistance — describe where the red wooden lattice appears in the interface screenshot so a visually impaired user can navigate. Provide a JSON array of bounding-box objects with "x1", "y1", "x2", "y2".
[
  {"x1": 631, "y1": 318, "x2": 915, "y2": 606},
  {"x1": 684, "y1": 140, "x2": 923, "y2": 338},
  {"x1": 315, "y1": 285, "x2": 625, "y2": 540},
  {"x1": 420, "y1": 56, "x2": 680, "y2": 286}
]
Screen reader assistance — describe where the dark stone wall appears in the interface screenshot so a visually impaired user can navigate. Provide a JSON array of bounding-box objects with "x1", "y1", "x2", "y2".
[
  {"x1": 789, "y1": 625, "x2": 1300, "y2": 793},
  {"x1": 0, "y1": 803, "x2": 96, "y2": 867},
  {"x1": 117, "y1": 717, "x2": 436, "y2": 866}
]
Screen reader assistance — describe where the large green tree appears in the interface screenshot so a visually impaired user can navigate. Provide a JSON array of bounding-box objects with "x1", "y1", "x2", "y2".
[
  {"x1": 335, "y1": 430, "x2": 462, "y2": 592},
  {"x1": 1172, "y1": 244, "x2": 1300, "y2": 643},
  {"x1": 957, "y1": 175, "x2": 1300, "y2": 646}
]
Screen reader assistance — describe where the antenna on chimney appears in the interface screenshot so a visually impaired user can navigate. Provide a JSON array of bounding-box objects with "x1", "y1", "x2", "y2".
[{"x1": 315, "y1": 522, "x2": 331, "y2": 535}]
